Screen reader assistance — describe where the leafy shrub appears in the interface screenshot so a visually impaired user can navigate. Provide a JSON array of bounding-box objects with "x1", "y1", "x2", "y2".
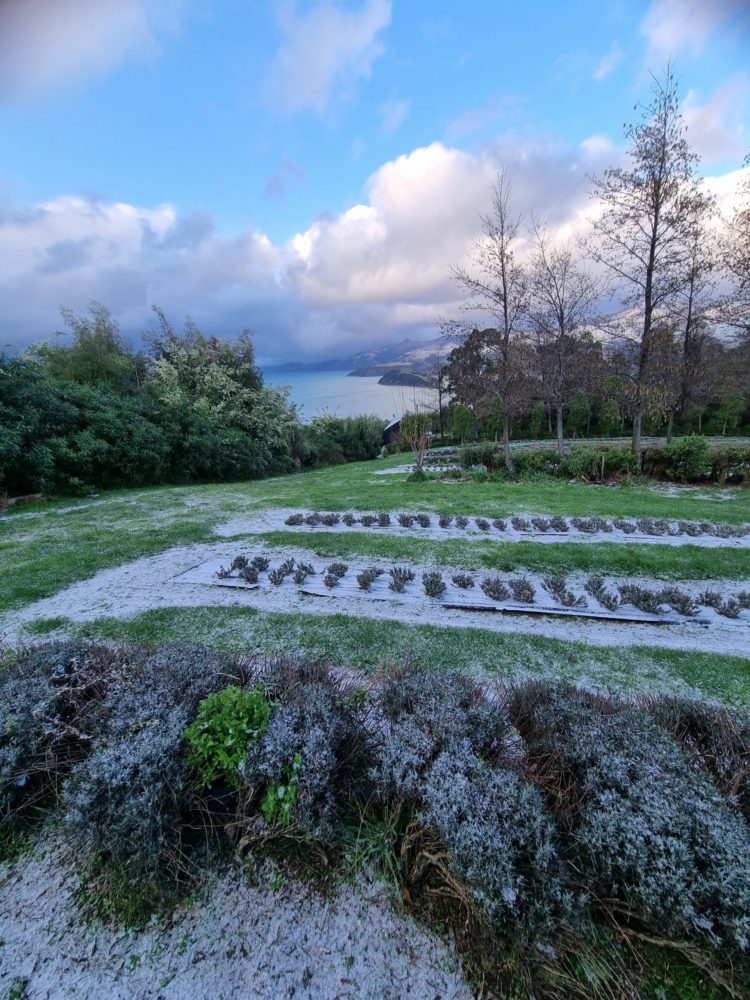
[
  {"x1": 388, "y1": 566, "x2": 415, "y2": 592},
  {"x1": 511, "y1": 517, "x2": 530, "y2": 531},
  {"x1": 377, "y1": 512, "x2": 391, "y2": 527},
  {"x1": 342, "y1": 513, "x2": 357, "y2": 526},
  {"x1": 659, "y1": 436, "x2": 712, "y2": 483},
  {"x1": 455, "y1": 515, "x2": 469, "y2": 529},
  {"x1": 636, "y1": 517, "x2": 668, "y2": 536},
  {"x1": 244, "y1": 678, "x2": 365, "y2": 840},
  {"x1": 422, "y1": 571, "x2": 446, "y2": 597},
  {"x1": 514, "y1": 449, "x2": 553, "y2": 474},
  {"x1": 512, "y1": 684, "x2": 750, "y2": 954},
  {"x1": 475, "y1": 517, "x2": 490, "y2": 531},
  {"x1": 481, "y1": 576, "x2": 510, "y2": 602},
  {"x1": 461, "y1": 444, "x2": 499, "y2": 471},
  {"x1": 304, "y1": 512, "x2": 321, "y2": 526},
  {"x1": 260, "y1": 752, "x2": 301, "y2": 827},
  {"x1": 492, "y1": 518, "x2": 507, "y2": 531},
  {"x1": 284, "y1": 513, "x2": 304, "y2": 526},
  {"x1": 184, "y1": 686, "x2": 270, "y2": 790},
  {"x1": 531, "y1": 517, "x2": 551, "y2": 532},
  {"x1": 679, "y1": 520, "x2": 703, "y2": 537},
  {"x1": 0, "y1": 642, "x2": 122, "y2": 826},
  {"x1": 439, "y1": 515, "x2": 452, "y2": 528},
  {"x1": 416, "y1": 513, "x2": 431, "y2": 528},
  {"x1": 360, "y1": 514, "x2": 377, "y2": 527},
  {"x1": 452, "y1": 572, "x2": 474, "y2": 589},
  {"x1": 398, "y1": 513, "x2": 414, "y2": 528},
  {"x1": 319, "y1": 513, "x2": 340, "y2": 527}
]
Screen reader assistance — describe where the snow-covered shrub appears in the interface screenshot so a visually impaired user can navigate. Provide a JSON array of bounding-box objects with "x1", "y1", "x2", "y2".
[
  {"x1": 613, "y1": 518, "x2": 637, "y2": 534},
  {"x1": 618, "y1": 583, "x2": 663, "y2": 614},
  {"x1": 416, "y1": 513, "x2": 431, "y2": 528},
  {"x1": 439, "y1": 514, "x2": 453, "y2": 528},
  {"x1": 452, "y1": 572, "x2": 475, "y2": 589},
  {"x1": 699, "y1": 589, "x2": 722, "y2": 608},
  {"x1": 542, "y1": 576, "x2": 586, "y2": 608},
  {"x1": 549, "y1": 516, "x2": 568, "y2": 532},
  {"x1": 511, "y1": 517, "x2": 530, "y2": 531},
  {"x1": 360, "y1": 514, "x2": 377, "y2": 527},
  {"x1": 64, "y1": 646, "x2": 247, "y2": 887},
  {"x1": 319, "y1": 513, "x2": 340, "y2": 527},
  {"x1": 398, "y1": 513, "x2": 414, "y2": 528},
  {"x1": 284, "y1": 513, "x2": 304, "y2": 526},
  {"x1": 268, "y1": 567, "x2": 286, "y2": 586},
  {"x1": 240, "y1": 565, "x2": 259, "y2": 584},
  {"x1": 678, "y1": 520, "x2": 702, "y2": 537},
  {"x1": 584, "y1": 575, "x2": 620, "y2": 612},
  {"x1": 231, "y1": 554, "x2": 248, "y2": 570},
  {"x1": 243, "y1": 679, "x2": 365, "y2": 840},
  {"x1": 356, "y1": 567, "x2": 383, "y2": 590},
  {"x1": 422, "y1": 571, "x2": 446, "y2": 597},
  {"x1": 372, "y1": 669, "x2": 515, "y2": 801},
  {"x1": 342, "y1": 513, "x2": 357, "y2": 526},
  {"x1": 475, "y1": 517, "x2": 491, "y2": 531},
  {"x1": 509, "y1": 577, "x2": 535, "y2": 603},
  {"x1": 718, "y1": 598, "x2": 741, "y2": 618},
  {"x1": 659, "y1": 586, "x2": 698, "y2": 617},
  {"x1": 0, "y1": 642, "x2": 122, "y2": 825},
  {"x1": 388, "y1": 566, "x2": 415, "y2": 592},
  {"x1": 512, "y1": 684, "x2": 750, "y2": 954},
  {"x1": 492, "y1": 518, "x2": 507, "y2": 531},
  {"x1": 455, "y1": 516, "x2": 469, "y2": 529},
  {"x1": 531, "y1": 517, "x2": 551, "y2": 532},
  {"x1": 377, "y1": 512, "x2": 391, "y2": 527},
  {"x1": 304, "y1": 512, "x2": 321, "y2": 526},
  {"x1": 418, "y1": 746, "x2": 573, "y2": 940},
  {"x1": 480, "y1": 576, "x2": 510, "y2": 602},
  {"x1": 251, "y1": 555, "x2": 270, "y2": 572}
]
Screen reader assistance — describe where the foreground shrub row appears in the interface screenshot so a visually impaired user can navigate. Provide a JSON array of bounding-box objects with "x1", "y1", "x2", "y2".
[
  {"x1": 1, "y1": 641, "x2": 749, "y2": 994},
  {"x1": 285, "y1": 509, "x2": 750, "y2": 538}
]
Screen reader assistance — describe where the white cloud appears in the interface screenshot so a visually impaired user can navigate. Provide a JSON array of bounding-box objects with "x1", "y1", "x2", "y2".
[
  {"x1": 263, "y1": 0, "x2": 392, "y2": 115},
  {"x1": 682, "y1": 77, "x2": 748, "y2": 164},
  {"x1": 0, "y1": 0, "x2": 184, "y2": 101},
  {"x1": 592, "y1": 42, "x2": 623, "y2": 81},
  {"x1": 641, "y1": 0, "x2": 748, "y2": 58},
  {"x1": 3, "y1": 144, "x2": 746, "y2": 364},
  {"x1": 378, "y1": 98, "x2": 409, "y2": 134}
]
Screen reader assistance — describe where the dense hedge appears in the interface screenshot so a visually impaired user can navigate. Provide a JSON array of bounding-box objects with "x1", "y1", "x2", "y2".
[
  {"x1": 461, "y1": 436, "x2": 750, "y2": 484},
  {"x1": 2, "y1": 641, "x2": 749, "y2": 993}
]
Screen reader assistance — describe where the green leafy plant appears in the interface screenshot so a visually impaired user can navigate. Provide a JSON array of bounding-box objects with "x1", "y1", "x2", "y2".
[
  {"x1": 260, "y1": 752, "x2": 302, "y2": 826},
  {"x1": 184, "y1": 685, "x2": 270, "y2": 790}
]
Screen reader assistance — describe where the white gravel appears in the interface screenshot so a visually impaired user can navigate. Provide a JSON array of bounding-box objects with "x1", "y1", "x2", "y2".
[{"x1": 0, "y1": 839, "x2": 472, "y2": 1000}]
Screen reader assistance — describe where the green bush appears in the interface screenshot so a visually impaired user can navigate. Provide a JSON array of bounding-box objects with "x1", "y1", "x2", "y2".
[
  {"x1": 184, "y1": 685, "x2": 270, "y2": 790},
  {"x1": 514, "y1": 449, "x2": 556, "y2": 474},
  {"x1": 260, "y1": 752, "x2": 301, "y2": 826},
  {"x1": 659, "y1": 436, "x2": 711, "y2": 483},
  {"x1": 461, "y1": 443, "x2": 499, "y2": 470}
]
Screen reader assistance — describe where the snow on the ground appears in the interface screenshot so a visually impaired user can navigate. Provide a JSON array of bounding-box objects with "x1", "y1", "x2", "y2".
[
  {"x1": 213, "y1": 508, "x2": 750, "y2": 549},
  {"x1": 0, "y1": 840, "x2": 471, "y2": 1000},
  {"x1": 3, "y1": 539, "x2": 748, "y2": 657}
]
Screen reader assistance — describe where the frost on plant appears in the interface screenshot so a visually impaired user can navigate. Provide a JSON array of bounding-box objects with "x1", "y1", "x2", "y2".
[
  {"x1": 480, "y1": 576, "x2": 510, "y2": 602},
  {"x1": 452, "y1": 572, "x2": 475, "y2": 589},
  {"x1": 388, "y1": 566, "x2": 415, "y2": 592},
  {"x1": 422, "y1": 571, "x2": 446, "y2": 598},
  {"x1": 542, "y1": 576, "x2": 586, "y2": 608},
  {"x1": 509, "y1": 577, "x2": 535, "y2": 603}
]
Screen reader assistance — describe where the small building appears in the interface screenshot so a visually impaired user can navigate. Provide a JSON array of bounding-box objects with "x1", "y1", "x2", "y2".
[{"x1": 383, "y1": 411, "x2": 411, "y2": 446}]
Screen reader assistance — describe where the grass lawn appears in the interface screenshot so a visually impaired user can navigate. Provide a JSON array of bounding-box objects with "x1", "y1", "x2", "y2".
[{"x1": 3, "y1": 453, "x2": 749, "y2": 706}]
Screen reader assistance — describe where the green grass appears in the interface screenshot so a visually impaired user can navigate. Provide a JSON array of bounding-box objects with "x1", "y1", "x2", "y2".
[
  {"x1": 71, "y1": 606, "x2": 750, "y2": 706},
  {"x1": 1, "y1": 454, "x2": 747, "y2": 614},
  {"x1": 258, "y1": 531, "x2": 750, "y2": 581}
]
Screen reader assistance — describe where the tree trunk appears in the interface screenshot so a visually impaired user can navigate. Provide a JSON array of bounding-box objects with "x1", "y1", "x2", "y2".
[
  {"x1": 502, "y1": 415, "x2": 514, "y2": 472},
  {"x1": 632, "y1": 406, "x2": 644, "y2": 466},
  {"x1": 666, "y1": 409, "x2": 674, "y2": 444},
  {"x1": 547, "y1": 403, "x2": 552, "y2": 435},
  {"x1": 556, "y1": 405, "x2": 565, "y2": 459}
]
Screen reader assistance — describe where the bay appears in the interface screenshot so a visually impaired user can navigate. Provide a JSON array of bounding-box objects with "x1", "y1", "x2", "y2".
[{"x1": 263, "y1": 369, "x2": 434, "y2": 422}]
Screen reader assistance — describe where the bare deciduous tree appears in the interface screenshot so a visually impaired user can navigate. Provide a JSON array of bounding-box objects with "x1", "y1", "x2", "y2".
[
  {"x1": 451, "y1": 171, "x2": 529, "y2": 470},
  {"x1": 526, "y1": 217, "x2": 603, "y2": 457},
  {"x1": 588, "y1": 65, "x2": 706, "y2": 462}
]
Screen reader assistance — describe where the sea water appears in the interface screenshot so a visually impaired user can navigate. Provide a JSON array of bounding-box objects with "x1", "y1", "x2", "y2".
[{"x1": 263, "y1": 369, "x2": 434, "y2": 423}]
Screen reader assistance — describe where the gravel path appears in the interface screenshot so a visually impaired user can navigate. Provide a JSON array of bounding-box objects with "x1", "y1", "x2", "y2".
[{"x1": 0, "y1": 840, "x2": 472, "y2": 1000}]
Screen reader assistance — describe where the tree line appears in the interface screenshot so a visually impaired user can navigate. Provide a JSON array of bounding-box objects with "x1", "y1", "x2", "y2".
[
  {"x1": 441, "y1": 67, "x2": 750, "y2": 470},
  {"x1": 0, "y1": 305, "x2": 385, "y2": 499}
]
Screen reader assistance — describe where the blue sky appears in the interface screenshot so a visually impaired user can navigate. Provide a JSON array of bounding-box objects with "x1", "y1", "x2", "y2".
[{"x1": 0, "y1": 0, "x2": 748, "y2": 363}]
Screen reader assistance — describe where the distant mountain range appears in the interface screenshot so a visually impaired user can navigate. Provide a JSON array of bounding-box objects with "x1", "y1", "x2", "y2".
[{"x1": 263, "y1": 336, "x2": 459, "y2": 387}]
